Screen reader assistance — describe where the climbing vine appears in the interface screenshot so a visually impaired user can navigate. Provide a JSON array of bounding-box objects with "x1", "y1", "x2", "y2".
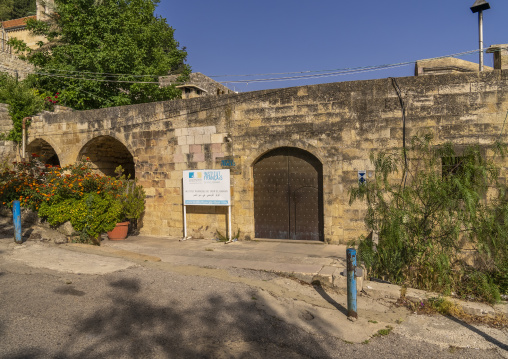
[{"x1": 0, "y1": 73, "x2": 46, "y2": 143}]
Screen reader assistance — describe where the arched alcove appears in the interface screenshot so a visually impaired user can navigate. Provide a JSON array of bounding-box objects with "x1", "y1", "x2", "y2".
[
  {"x1": 78, "y1": 135, "x2": 135, "y2": 178},
  {"x1": 253, "y1": 147, "x2": 324, "y2": 241},
  {"x1": 26, "y1": 139, "x2": 60, "y2": 166}
]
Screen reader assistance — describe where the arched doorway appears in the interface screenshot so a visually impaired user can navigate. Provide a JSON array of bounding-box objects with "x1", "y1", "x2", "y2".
[
  {"x1": 26, "y1": 139, "x2": 60, "y2": 166},
  {"x1": 253, "y1": 147, "x2": 324, "y2": 241},
  {"x1": 78, "y1": 136, "x2": 135, "y2": 179}
]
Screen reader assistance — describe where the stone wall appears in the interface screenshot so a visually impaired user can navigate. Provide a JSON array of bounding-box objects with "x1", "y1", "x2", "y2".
[
  {"x1": 19, "y1": 68, "x2": 508, "y2": 243},
  {"x1": 0, "y1": 51, "x2": 34, "y2": 80},
  {"x1": 0, "y1": 103, "x2": 16, "y2": 163}
]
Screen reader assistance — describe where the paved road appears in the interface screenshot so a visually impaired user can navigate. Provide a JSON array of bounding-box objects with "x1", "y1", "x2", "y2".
[{"x1": 0, "y1": 240, "x2": 506, "y2": 358}]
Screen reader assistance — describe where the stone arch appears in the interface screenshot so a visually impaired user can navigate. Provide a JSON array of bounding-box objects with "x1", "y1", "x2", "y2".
[
  {"x1": 247, "y1": 140, "x2": 327, "y2": 176},
  {"x1": 253, "y1": 146, "x2": 324, "y2": 241},
  {"x1": 78, "y1": 135, "x2": 135, "y2": 179},
  {"x1": 26, "y1": 138, "x2": 61, "y2": 166}
]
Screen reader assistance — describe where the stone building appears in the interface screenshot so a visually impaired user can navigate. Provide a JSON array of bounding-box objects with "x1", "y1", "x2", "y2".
[
  {"x1": 159, "y1": 72, "x2": 234, "y2": 99},
  {"x1": 2, "y1": 45, "x2": 503, "y2": 244},
  {"x1": 0, "y1": 0, "x2": 53, "y2": 79},
  {"x1": 0, "y1": 0, "x2": 54, "y2": 53}
]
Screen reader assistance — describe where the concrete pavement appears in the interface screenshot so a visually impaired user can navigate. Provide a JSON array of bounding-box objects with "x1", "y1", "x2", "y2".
[
  {"x1": 103, "y1": 236, "x2": 349, "y2": 287},
  {"x1": 1, "y1": 232, "x2": 507, "y2": 354}
]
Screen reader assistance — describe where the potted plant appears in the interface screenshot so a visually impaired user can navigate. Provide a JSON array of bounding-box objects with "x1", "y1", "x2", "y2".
[{"x1": 107, "y1": 167, "x2": 145, "y2": 240}]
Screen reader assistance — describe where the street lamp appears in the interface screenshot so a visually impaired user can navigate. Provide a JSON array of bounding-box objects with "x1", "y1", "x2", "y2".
[{"x1": 470, "y1": 0, "x2": 491, "y2": 72}]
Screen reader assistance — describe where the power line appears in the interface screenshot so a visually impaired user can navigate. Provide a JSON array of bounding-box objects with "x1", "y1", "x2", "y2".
[
  {"x1": 0, "y1": 47, "x2": 497, "y2": 87},
  {"x1": 210, "y1": 49, "x2": 482, "y2": 78},
  {"x1": 31, "y1": 72, "x2": 161, "y2": 84}
]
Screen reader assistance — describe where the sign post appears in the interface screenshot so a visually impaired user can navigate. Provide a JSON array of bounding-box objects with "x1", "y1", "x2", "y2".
[{"x1": 182, "y1": 169, "x2": 232, "y2": 241}]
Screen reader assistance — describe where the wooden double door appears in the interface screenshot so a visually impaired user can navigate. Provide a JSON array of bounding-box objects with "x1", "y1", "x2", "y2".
[{"x1": 254, "y1": 147, "x2": 323, "y2": 241}]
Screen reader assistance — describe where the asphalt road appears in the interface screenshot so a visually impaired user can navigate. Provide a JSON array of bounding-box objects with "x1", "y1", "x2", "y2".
[{"x1": 0, "y1": 242, "x2": 506, "y2": 358}]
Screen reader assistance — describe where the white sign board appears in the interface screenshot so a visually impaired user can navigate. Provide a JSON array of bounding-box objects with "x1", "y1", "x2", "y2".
[{"x1": 183, "y1": 169, "x2": 231, "y2": 206}]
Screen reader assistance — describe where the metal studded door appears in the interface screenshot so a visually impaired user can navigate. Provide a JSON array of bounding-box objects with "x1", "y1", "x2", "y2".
[{"x1": 254, "y1": 147, "x2": 323, "y2": 241}]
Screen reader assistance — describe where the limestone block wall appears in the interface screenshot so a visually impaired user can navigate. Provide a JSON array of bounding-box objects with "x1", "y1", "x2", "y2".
[
  {"x1": 22, "y1": 69, "x2": 508, "y2": 243},
  {"x1": 0, "y1": 52, "x2": 34, "y2": 80},
  {"x1": 0, "y1": 103, "x2": 16, "y2": 164}
]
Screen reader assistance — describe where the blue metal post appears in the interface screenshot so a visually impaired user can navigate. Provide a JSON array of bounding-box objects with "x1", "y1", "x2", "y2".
[
  {"x1": 347, "y1": 248, "x2": 358, "y2": 319},
  {"x1": 13, "y1": 200, "x2": 22, "y2": 244}
]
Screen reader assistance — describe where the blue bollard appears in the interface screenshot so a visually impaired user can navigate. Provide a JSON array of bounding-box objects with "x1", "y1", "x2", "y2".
[
  {"x1": 347, "y1": 248, "x2": 358, "y2": 319},
  {"x1": 13, "y1": 200, "x2": 22, "y2": 244}
]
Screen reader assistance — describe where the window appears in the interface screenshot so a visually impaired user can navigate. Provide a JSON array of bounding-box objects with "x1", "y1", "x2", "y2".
[{"x1": 442, "y1": 156, "x2": 464, "y2": 178}]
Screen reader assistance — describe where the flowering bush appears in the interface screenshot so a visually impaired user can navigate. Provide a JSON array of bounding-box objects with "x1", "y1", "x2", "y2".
[
  {"x1": 44, "y1": 92, "x2": 59, "y2": 111},
  {"x1": 0, "y1": 155, "x2": 145, "y2": 244}
]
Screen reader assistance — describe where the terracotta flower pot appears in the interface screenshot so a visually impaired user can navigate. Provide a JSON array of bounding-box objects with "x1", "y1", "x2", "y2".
[{"x1": 107, "y1": 221, "x2": 130, "y2": 240}]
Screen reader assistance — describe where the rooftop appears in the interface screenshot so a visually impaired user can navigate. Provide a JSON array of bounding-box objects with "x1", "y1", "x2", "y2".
[{"x1": 1, "y1": 16, "x2": 36, "y2": 30}]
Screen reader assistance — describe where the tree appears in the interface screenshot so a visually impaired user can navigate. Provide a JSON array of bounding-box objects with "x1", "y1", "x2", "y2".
[
  {"x1": 0, "y1": 0, "x2": 36, "y2": 21},
  {"x1": 10, "y1": 0, "x2": 189, "y2": 110},
  {"x1": 0, "y1": 0, "x2": 14, "y2": 21},
  {"x1": 349, "y1": 134, "x2": 508, "y2": 303}
]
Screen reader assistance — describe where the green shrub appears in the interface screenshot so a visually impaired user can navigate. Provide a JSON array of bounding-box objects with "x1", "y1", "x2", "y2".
[
  {"x1": 1, "y1": 157, "x2": 145, "y2": 245},
  {"x1": 350, "y1": 134, "x2": 508, "y2": 302}
]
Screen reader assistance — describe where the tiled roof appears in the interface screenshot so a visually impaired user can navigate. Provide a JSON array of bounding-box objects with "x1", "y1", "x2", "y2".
[{"x1": 2, "y1": 16, "x2": 36, "y2": 30}]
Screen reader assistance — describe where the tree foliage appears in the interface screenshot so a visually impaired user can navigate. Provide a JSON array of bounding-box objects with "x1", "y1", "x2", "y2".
[
  {"x1": 0, "y1": 0, "x2": 36, "y2": 21},
  {"x1": 10, "y1": 0, "x2": 189, "y2": 110},
  {"x1": 349, "y1": 134, "x2": 508, "y2": 303},
  {"x1": 0, "y1": 73, "x2": 45, "y2": 143}
]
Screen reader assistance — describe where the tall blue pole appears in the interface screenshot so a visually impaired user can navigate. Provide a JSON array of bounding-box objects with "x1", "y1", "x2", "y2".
[
  {"x1": 347, "y1": 248, "x2": 358, "y2": 319},
  {"x1": 13, "y1": 200, "x2": 22, "y2": 244}
]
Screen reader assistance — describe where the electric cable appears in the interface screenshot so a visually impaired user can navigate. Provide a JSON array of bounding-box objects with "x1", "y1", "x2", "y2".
[
  {"x1": 18, "y1": 47, "x2": 489, "y2": 86},
  {"x1": 390, "y1": 77, "x2": 408, "y2": 189}
]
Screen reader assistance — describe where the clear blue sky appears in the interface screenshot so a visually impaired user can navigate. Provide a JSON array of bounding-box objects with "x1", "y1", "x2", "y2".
[{"x1": 156, "y1": 0, "x2": 508, "y2": 93}]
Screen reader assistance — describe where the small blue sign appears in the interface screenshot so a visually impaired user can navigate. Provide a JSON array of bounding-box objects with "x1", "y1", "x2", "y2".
[{"x1": 358, "y1": 171, "x2": 366, "y2": 185}]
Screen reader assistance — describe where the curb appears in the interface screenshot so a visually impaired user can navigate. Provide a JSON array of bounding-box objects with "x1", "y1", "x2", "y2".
[
  {"x1": 65, "y1": 243, "x2": 162, "y2": 263},
  {"x1": 362, "y1": 280, "x2": 507, "y2": 318}
]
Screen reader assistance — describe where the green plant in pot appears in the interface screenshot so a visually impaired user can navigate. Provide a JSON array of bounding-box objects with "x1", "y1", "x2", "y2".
[{"x1": 107, "y1": 166, "x2": 146, "y2": 240}]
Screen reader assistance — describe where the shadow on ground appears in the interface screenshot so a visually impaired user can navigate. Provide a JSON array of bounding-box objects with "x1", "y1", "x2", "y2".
[
  {"x1": 4, "y1": 276, "x2": 332, "y2": 358},
  {"x1": 447, "y1": 315, "x2": 508, "y2": 352},
  {"x1": 313, "y1": 280, "x2": 348, "y2": 316}
]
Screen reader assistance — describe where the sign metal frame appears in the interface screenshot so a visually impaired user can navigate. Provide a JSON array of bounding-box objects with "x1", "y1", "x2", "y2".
[{"x1": 182, "y1": 169, "x2": 232, "y2": 241}]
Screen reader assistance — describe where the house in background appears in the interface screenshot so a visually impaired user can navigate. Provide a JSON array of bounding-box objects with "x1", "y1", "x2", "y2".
[
  {"x1": 414, "y1": 45, "x2": 508, "y2": 75},
  {"x1": 1, "y1": 0, "x2": 54, "y2": 54},
  {"x1": 160, "y1": 72, "x2": 234, "y2": 99}
]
